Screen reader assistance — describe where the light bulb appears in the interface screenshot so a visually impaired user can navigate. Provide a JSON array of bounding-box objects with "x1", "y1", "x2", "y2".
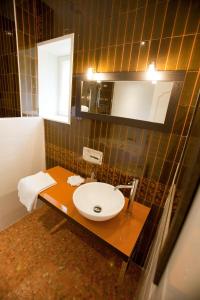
[
  {"x1": 146, "y1": 62, "x2": 160, "y2": 83},
  {"x1": 94, "y1": 73, "x2": 102, "y2": 83},
  {"x1": 87, "y1": 67, "x2": 94, "y2": 80}
]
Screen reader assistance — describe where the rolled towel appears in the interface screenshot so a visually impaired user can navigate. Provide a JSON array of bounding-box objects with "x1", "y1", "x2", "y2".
[
  {"x1": 18, "y1": 171, "x2": 56, "y2": 212},
  {"x1": 67, "y1": 175, "x2": 85, "y2": 186}
]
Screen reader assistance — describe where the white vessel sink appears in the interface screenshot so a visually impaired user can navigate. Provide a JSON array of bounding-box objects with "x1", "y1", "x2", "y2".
[{"x1": 73, "y1": 182, "x2": 125, "y2": 221}]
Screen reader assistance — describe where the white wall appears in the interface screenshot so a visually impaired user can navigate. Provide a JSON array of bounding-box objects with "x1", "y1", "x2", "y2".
[
  {"x1": 38, "y1": 49, "x2": 58, "y2": 116},
  {"x1": 37, "y1": 34, "x2": 74, "y2": 124},
  {"x1": 0, "y1": 117, "x2": 45, "y2": 231},
  {"x1": 151, "y1": 186, "x2": 200, "y2": 300}
]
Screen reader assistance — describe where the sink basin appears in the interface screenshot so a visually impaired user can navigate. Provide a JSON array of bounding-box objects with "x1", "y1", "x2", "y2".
[{"x1": 73, "y1": 182, "x2": 125, "y2": 221}]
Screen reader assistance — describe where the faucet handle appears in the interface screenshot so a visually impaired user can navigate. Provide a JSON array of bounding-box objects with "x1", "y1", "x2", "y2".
[
  {"x1": 91, "y1": 171, "x2": 96, "y2": 180},
  {"x1": 128, "y1": 178, "x2": 139, "y2": 185},
  {"x1": 128, "y1": 179, "x2": 135, "y2": 185},
  {"x1": 85, "y1": 171, "x2": 97, "y2": 183}
]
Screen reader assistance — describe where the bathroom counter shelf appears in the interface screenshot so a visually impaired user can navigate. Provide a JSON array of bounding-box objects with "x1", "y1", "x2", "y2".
[{"x1": 39, "y1": 166, "x2": 150, "y2": 283}]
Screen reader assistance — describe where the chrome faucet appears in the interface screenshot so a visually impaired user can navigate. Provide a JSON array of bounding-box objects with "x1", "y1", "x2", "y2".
[
  {"x1": 85, "y1": 170, "x2": 97, "y2": 183},
  {"x1": 90, "y1": 171, "x2": 96, "y2": 180},
  {"x1": 114, "y1": 179, "x2": 139, "y2": 212}
]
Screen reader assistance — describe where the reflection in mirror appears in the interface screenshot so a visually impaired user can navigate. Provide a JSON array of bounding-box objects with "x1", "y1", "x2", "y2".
[{"x1": 81, "y1": 81, "x2": 174, "y2": 124}]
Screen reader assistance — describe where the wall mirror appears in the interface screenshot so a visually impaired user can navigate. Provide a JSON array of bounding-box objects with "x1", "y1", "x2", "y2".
[{"x1": 75, "y1": 71, "x2": 185, "y2": 132}]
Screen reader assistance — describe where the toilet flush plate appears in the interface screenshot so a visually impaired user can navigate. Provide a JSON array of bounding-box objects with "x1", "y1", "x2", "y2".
[{"x1": 82, "y1": 147, "x2": 103, "y2": 165}]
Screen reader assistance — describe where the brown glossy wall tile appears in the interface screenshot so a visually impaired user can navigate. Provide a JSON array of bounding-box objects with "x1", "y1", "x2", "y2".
[
  {"x1": 142, "y1": 1, "x2": 157, "y2": 41},
  {"x1": 185, "y1": 0, "x2": 200, "y2": 34},
  {"x1": 0, "y1": 0, "x2": 20, "y2": 117},
  {"x1": 132, "y1": 7, "x2": 145, "y2": 43},
  {"x1": 137, "y1": 42, "x2": 149, "y2": 71},
  {"x1": 125, "y1": 11, "x2": 136, "y2": 43},
  {"x1": 162, "y1": 0, "x2": 179, "y2": 38},
  {"x1": 173, "y1": 105, "x2": 195, "y2": 136},
  {"x1": 117, "y1": 12, "x2": 127, "y2": 45},
  {"x1": 189, "y1": 34, "x2": 200, "y2": 70},
  {"x1": 121, "y1": 43, "x2": 131, "y2": 70},
  {"x1": 129, "y1": 43, "x2": 140, "y2": 70},
  {"x1": 180, "y1": 71, "x2": 199, "y2": 106},
  {"x1": 177, "y1": 35, "x2": 195, "y2": 70},
  {"x1": 173, "y1": 0, "x2": 190, "y2": 36},
  {"x1": 156, "y1": 38, "x2": 171, "y2": 69},
  {"x1": 152, "y1": 1, "x2": 168, "y2": 40},
  {"x1": 147, "y1": 39, "x2": 159, "y2": 65},
  {"x1": 114, "y1": 45, "x2": 123, "y2": 71},
  {"x1": 166, "y1": 37, "x2": 182, "y2": 70}
]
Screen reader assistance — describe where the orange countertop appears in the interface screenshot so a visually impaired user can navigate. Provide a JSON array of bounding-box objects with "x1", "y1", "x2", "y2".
[{"x1": 40, "y1": 166, "x2": 150, "y2": 258}]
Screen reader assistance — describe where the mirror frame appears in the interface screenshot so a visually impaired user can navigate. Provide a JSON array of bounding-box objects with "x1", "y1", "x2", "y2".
[{"x1": 75, "y1": 71, "x2": 185, "y2": 132}]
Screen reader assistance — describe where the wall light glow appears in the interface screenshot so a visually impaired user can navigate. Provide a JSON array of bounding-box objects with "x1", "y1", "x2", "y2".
[
  {"x1": 86, "y1": 68, "x2": 103, "y2": 82},
  {"x1": 146, "y1": 62, "x2": 160, "y2": 84},
  {"x1": 87, "y1": 67, "x2": 94, "y2": 80},
  {"x1": 94, "y1": 73, "x2": 102, "y2": 83}
]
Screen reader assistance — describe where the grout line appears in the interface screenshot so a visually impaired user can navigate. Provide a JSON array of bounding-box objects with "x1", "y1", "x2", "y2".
[
  {"x1": 175, "y1": 0, "x2": 192, "y2": 70},
  {"x1": 74, "y1": 32, "x2": 199, "y2": 54},
  {"x1": 118, "y1": 126, "x2": 129, "y2": 183},
  {"x1": 120, "y1": 3, "x2": 130, "y2": 72},
  {"x1": 111, "y1": 125, "x2": 123, "y2": 185},
  {"x1": 113, "y1": 2, "x2": 123, "y2": 72},
  {"x1": 105, "y1": 1, "x2": 115, "y2": 71},
  {"x1": 106, "y1": 124, "x2": 115, "y2": 184},
  {"x1": 135, "y1": 0, "x2": 149, "y2": 71},
  {"x1": 13, "y1": 0, "x2": 22, "y2": 117},
  {"x1": 164, "y1": 0, "x2": 181, "y2": 70},
  {"x1": 144, "y1": 0, "x2": 159, "y2": 69},
  {"x1": 127, "y1": 0, "x2": 139, "y2": 71}
]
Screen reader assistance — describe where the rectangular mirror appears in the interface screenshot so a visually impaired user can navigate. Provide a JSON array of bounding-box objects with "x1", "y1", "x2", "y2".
[
  {"x1": 81, "y1": 81, "x2": 174, "y2": 124},
  {"x1": 76, "y1": 71, "x2": 185, "y2": 132}
]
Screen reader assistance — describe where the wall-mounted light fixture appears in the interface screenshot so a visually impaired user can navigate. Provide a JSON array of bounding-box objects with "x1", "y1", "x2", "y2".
[
  {"x1": 95, "y1": 73, "x2": 102, "y2": 83},
  {"x1": 86, "y1": 67, "x2": 102, "y2": 83},
  {"x1": 146, "y1": 62, "x2": 160, "y2": 84},
  {"x1": 86, "y1": 67, "x2": 95, "y2": 80}
]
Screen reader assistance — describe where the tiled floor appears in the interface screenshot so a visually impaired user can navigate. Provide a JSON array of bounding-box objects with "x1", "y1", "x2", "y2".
[{"x1": 0, "y1": 205, "x2": 141, "y2": 299}]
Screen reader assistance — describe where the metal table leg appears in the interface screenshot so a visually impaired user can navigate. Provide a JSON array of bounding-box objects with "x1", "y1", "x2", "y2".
[
  {"x1": 50, "y1": 219, "x2": 67, "y2": 234},
  {"x1": 117, "y1": 259, "x2": 130, "y2": 285}
]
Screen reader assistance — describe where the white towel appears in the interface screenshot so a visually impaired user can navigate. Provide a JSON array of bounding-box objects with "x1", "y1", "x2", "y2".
[{"x1": 18, "y1": 171, "x2": 57, "y2": 212}]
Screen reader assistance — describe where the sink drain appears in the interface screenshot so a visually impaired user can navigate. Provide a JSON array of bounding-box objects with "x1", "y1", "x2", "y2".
[{"x1": 93, "y1": 206, "x2": 102, "y2": 213}]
